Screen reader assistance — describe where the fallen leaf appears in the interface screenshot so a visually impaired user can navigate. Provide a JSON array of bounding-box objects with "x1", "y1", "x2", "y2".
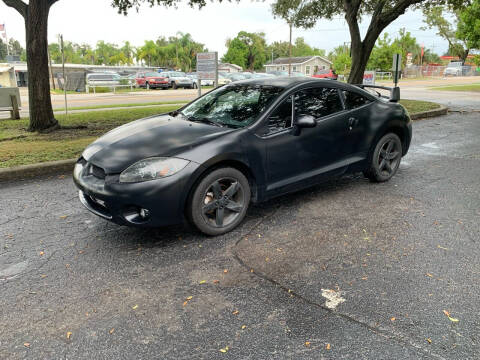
[
  {"x1": 40, "y1": 274, "x2": 47, "y2": 278},
  {"x1": 23, "y1": 343, "x2": 30, "y2": 348},
  {"x1": 305, "y1": 341, "x2": 311, "y2": 347},
  {"x1": 213, "y1": 280, "x2": 220, "y2": 284},
  {"x1": 183, "y1": 301, "x2": 188, "y2": 307},
  {"x1": 361, "y1": 276, "x2": 368, "y2": 280},
  {"x1": 390, "y1": 317, "x2": 396, "y2": 321},
  {"x1": 437, "y1": 245, "x2": 449, "y2": 250},
  {"x1": 443, "y1": 310, "x2": 450, "y2": 317},
  {"x1": 448, "y1": 316, "x2": 459, "y2": 323},
  {"x1": 426, "y1": 338, "x2": 432, "y2": 344},
  {"x1": 109, "y1": 328, "x2": 115, "y2": 334},
  {"x1": 132, "y1": 305, "x2": 138, "y2": 310},
  {"x1": 232, "y1": 310, "x2": 239, "y2": 315},
  {"x1": 219, "y1": 346, "x2": 229, "y2": 353},
  {"x1": 199, "y1": 280, "x2": 206, "y2": 284},
  {"x1": 223, "y1": 269, "x2": 228, "y2": 273},
  {"x1": 265, "y1": 257, "x2": 270, "y2": 262},
  {"x1": 66, "y1": 332, "x2": 72, "y2": 340},
  {"x1": 39, "y1": 251, "x2": 44, "y2": 256},
  {"x1": 186, "y1": 296, "x2": 193, "y2": 301},
  {"x1": 426, "y1": 273, "x2": 433, "y2": 278},
  {"x1": 241, "y1": 325, "x2": 246, "y2": 329},
  {"x1": 326, "y1": 343, "x2": 331, "y2": 350},
  {"x1": 60, "y1": 215, "x2": 68, "y2": 219}
]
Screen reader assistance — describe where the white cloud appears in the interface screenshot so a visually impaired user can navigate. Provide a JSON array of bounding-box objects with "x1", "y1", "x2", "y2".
[{"x1": 0, "y1": 0, "x2": 448, "y2": 57}]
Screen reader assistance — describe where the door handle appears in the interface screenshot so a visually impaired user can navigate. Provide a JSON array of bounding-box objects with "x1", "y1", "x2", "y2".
[{"x1": 348, "y1": 117, "x2": 359, "y2": 130}]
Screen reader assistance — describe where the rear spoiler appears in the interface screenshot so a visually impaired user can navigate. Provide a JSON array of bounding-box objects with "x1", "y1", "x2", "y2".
[{"x1": 354, "y1": 85, "x2": 400, "y2": 103}]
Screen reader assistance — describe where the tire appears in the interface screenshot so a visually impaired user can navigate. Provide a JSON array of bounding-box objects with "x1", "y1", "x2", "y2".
[
  {"x1": 187, "y1": 168, "x2": 251, "y2": 236},
  {"x1": 172, "y1": 82, "x2": 177, "y2": 89},
  {"x1": 363, "y1": 133, "x2": 402, "y2": 182},
  {"x1": 192, "y1": 83, "x2": 197, "y2": 89}
]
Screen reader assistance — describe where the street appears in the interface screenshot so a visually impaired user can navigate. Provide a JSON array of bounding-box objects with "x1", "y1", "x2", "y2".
[{"x1": 1, "y1": 96, "x2": 479, "y2": 358}]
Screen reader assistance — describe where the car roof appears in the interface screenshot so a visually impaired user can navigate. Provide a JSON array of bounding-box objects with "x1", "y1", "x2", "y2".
[{"x1": 225, "y1": 76, "x2": 340, "y2": 89}]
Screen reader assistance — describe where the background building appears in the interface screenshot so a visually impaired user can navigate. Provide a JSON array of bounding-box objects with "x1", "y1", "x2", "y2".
[{"x1": 265, "y1": 56, "x2": 332, "y2": 75}]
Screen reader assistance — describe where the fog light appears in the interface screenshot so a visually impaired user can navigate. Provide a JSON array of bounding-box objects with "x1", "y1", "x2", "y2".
[{"x1": 139, "y1": 208, "x2": 150, "y2": 219}]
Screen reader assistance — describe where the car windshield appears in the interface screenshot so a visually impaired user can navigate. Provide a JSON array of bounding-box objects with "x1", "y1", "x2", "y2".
[
  {"x1": 179, "y1": 84, "x2": 284, "y2": 128},
  {"x1": 145, "y1": 72, "x2": 160, "y2": 77},
  {"x1": 171, "y1": 72, "x2": 186, "y2": 77}
]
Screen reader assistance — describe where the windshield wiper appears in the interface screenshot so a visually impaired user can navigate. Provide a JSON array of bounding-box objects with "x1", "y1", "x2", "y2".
[{"x1": 188, "y1": 117, "x2": 224, "y2": 127}]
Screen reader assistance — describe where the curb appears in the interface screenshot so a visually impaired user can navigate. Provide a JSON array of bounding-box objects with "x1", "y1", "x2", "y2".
[
  {"x1": 0, "y1": 159, "x2": 76, "y2": 182},
  {"x1": 409, "y1": 105, "x2": 448, "y2": 120},
  {"x1": 0, "y1": 105, "x2": 449, "y2": 183}
]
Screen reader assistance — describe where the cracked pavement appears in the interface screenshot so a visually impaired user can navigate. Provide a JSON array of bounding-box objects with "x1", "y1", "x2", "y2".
[{"x1": 1, "y1": 109, "x2": 479, "y2": 359}]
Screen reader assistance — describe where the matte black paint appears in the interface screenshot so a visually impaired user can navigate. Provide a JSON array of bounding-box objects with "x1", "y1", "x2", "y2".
[{"x1": 73, "y1": 77, "x2": 412, "y2": 228}]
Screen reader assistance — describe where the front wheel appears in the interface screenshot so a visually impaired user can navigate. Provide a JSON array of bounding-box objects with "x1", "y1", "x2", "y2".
[
  {"x1": 364, "y1": 133, "x2": 402, "y2": 182},
  {"x1": 187, "y1": 168, "x2": 251, "y2": 236},
  {"x1": 171, "y1": 82, "x2": 177, "y2": 89}
]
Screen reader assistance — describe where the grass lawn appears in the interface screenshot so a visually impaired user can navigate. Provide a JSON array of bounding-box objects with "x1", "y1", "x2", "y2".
[
  {"x1": 0, "y1": 105, "x2": 180, "y2": 168},
  {"x1": 0, "y1": 99, "x2": 439, "y2": 168},
  {"x1": 54, "y1": 101, "x2": 188, "y2": 112},
  {"x1": 399, "y1": 99, "x2": 441, "y2": 114},
  {"x1": 429, "y1": 83, "x2": 480, "y2": 92}
]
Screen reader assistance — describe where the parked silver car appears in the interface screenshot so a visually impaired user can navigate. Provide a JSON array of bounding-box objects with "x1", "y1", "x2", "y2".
[
  {"x1": 86, "y1": 72, "x2": 122, "y2": 86},
  {"x1": 161, "y1": 71, "x2": 194, "y2": 89}
]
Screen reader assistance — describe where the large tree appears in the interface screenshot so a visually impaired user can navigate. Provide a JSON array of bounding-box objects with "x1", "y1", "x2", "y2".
[
  {"x1": 273, "y1": 0, "x2": 469, "y2": 83},
  {"x1": 1, "y1": 0, "x2": 207, "y2": 132},
  {"x1": 223, "y1": 31, "x2": 267, "y2": 70}
]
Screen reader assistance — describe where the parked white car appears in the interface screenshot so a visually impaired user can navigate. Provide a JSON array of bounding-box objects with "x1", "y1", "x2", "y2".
[
  {"x1": 443, "y1": 62, "x2": 463, "y2": 76},
  {"x1": 161, "y1": 71, "x2": 194, "y2": 89}
]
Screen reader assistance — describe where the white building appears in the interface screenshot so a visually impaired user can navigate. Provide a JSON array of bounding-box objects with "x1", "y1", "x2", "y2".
[
  {"x1": 218, "y1": 63, "x2": 242, "y2": 73},
  {"x1": 265, "y1": 56, "x2": 332, "y2": 76}
]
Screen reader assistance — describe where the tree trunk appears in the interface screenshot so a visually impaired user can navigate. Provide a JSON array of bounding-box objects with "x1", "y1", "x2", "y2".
[
  {"x1": 25, "y1": 0, "x2": 58, "y2": 132},
  {"x1": 348, "y1": 38, "x2": 376, "y2": 84}
]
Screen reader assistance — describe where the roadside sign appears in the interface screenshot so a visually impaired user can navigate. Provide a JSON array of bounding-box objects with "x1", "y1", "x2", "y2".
[
  {"x1": 197, "y1": 52, "x2": 217, "y2": 80},
  {"x1": 392, "y1": 53, "x2": 401, "y2": 86},
  {"x1": 363, "y1": 71, "x2": 376, "y2": 85}
]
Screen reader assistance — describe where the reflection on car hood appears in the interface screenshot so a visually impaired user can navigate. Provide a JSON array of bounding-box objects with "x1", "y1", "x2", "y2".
[{"x1": 82, "y1": 114, "x2": 232, "y2": 173}]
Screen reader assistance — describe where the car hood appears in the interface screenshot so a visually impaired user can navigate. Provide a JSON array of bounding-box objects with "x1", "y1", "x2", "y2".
[
  {"x1": 172, "y1": 77, "x2": 191, "y2": 81},
  {"x1": 82, "y1": 114, "x2": 232, "y2": 173}
]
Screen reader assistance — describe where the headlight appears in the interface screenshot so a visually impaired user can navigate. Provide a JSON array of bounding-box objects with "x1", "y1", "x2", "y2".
[{"x1": 119, "y1": 157, "x2": 189, "y2": 183}]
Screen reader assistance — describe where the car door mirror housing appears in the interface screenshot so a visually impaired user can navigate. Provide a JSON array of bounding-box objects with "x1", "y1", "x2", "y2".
[{"x1": 296, "y1": 115, "x2": 317, "y2": 128}]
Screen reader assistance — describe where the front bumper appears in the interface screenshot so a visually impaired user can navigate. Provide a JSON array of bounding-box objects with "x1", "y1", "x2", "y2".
[
  {"x1": 73, "y1": 159, "x2": 201, "y2": 227},
  {"x1": 150, "y1": 83, "x2": 169, "y2": 88}
]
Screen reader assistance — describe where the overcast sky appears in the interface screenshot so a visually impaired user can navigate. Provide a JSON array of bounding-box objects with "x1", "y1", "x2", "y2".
[{"x1": 0, "y1": 0, "x2": 449, "y2": 57}]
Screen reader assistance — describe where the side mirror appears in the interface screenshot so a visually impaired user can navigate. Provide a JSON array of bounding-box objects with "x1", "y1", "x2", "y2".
[{"x1": 296, "y1": 115, "x2": 317, "y2": 128}]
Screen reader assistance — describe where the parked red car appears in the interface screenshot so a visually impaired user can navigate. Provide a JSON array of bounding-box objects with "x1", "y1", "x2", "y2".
[
  {"x1": 135, "y1": 72, "x2": 169, "y2": 89},
  {"x1": 312, "y1": 69, "x2": 338, "y2": 80}
]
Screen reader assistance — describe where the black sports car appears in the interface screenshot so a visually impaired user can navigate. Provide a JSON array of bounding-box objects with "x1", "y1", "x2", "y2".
[{"x1": 73, "y1": 77, "x2": 412, "y2": 235}]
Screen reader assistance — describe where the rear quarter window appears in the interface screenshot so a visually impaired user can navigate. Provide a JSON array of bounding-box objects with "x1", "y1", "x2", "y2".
[{"x1": 342, "y1": 91, "x2": 371, "y2": 110}]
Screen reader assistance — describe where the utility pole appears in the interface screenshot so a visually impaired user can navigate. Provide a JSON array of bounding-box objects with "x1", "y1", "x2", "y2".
[
  {"x1": 288, "y1": 21, "x2": 292, "y2": 76},
  {"x1": 60, "y1": 35, "x2": 68, "y2": 119},
  {"x1": 271, "y1": 50, "x2": 274, "y2": 64}
]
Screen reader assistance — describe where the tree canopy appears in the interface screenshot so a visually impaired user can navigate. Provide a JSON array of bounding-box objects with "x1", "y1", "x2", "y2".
[
  {"x1": 222, "y1": 31, "x2": 267, "y2": 71},
  {"x1": 272, "y1": 0, "x2": 470, "y2": 83}
]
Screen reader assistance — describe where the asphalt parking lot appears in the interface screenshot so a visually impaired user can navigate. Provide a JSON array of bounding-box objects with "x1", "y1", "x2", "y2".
[{"x1": 1, "y1": 109, "x2": 479, "y2": 359}]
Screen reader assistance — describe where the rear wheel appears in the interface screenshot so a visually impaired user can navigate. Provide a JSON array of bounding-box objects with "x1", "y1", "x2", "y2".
[
  {"x1": 187, "y1": 168, "x2": 251, "y2": 236},
  {"x1": 364, "y1": 133, "x2": 402, "y2": 182}
]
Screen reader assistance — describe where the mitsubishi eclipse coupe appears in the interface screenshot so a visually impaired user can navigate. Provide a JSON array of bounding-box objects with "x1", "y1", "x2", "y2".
[{"x1": 73, "y1": 77, "x2": 412, "y2": 235}]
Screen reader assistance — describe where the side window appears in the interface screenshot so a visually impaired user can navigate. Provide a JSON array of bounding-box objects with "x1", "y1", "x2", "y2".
[
  {"x1": 294, "y1": 87, "x2": 343, "y2": 119},
  {"x1": 343, "y1": 91, "x2": 371, "y2": 110},
  {"x1": 264, "y1": 96, "x2": 293, "y2": 135}
]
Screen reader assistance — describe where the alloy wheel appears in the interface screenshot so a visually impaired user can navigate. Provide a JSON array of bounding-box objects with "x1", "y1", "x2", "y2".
[
  {"x1": 201, "y1": 177, "x2": 244, "y2": 228},
  {"x1": 377, "y1": 138, "x2": 401, "y2": 177}
]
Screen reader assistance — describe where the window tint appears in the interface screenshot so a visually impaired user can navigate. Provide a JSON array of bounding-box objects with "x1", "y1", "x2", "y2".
[
  {"x1": 294, "y1": 87, "x2": 343, "y2": 118},
  {"x1": 343, "y1": 91, "x2": 371, "y2": 110},
  {"x1": 265, "y1": 96, "x2": 293, "y2": 135}
]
